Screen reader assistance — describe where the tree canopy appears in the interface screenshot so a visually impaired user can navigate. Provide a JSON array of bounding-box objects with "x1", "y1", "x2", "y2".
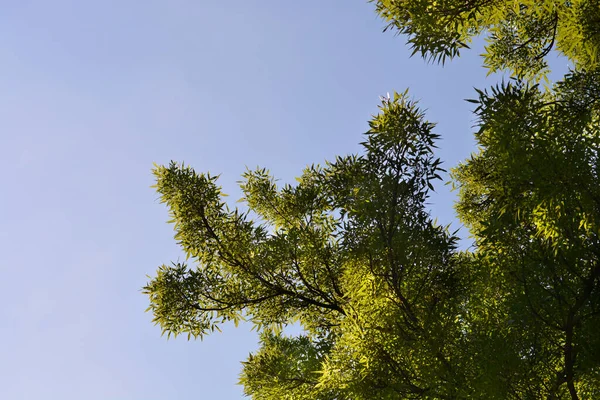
[
  {"x1": 372, "y1": 0, "x2": 600, "y2": 79},
  {"x1": 144, "y1": 2, "x2": 600, "y2": 399}
]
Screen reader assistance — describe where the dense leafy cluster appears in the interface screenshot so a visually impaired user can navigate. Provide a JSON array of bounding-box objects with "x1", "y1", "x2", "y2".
[
  {"x1": 146, "y1": 95, "x2": 464, "y2": 398},
  {"x1": 372, "y1": 0, "x2": 600, "y2": 79},
  {"x1": 452, "y1": 74, "x2": 600, "y2": 398},
  {"x1": 145, "y1": 2, "x2": 600, "y2": 399}
]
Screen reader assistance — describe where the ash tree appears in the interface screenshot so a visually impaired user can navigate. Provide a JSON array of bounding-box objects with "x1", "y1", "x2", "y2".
[
  {"x1": 146, "y1": 94, "x2": 466, "y2": 399},
  {"x1": 144, "y1": 1, "x2": 600, "y2": 398}
]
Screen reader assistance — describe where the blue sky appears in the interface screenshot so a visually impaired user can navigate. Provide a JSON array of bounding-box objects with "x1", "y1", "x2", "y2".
[{"x1": 0, "y1": 1, "x2": 566, "y2": 399}]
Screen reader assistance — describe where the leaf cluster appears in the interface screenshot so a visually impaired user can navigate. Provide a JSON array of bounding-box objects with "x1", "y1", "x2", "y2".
[
  {"x1": 144, "y1": 3, "x2": 600, "y2": 399},
  {"x1": 371, "y1": 0, "x2": 600, "y2": 80}
]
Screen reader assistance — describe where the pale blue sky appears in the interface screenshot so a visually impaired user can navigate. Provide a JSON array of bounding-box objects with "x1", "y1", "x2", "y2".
[{"x1": 0, "y1": 1, "x2": 565, "y2": 399}]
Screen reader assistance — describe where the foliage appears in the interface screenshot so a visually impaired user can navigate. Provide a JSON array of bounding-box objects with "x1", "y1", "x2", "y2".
[
  {"x1": 371, "y1": 0, "x2": 600, "y2": 79},
  {"x1": 452, "y1": 73, "x2": 600, "y2": 398},
  {"x1": 144, "y1": 2, "x2": 600, "y2": 399},
  {"x1": 146, "y1": 94, "x2": 470, "y2": 398},
  {"x1": 145, "y1": 82, "x2": 600, "y2": 397}
]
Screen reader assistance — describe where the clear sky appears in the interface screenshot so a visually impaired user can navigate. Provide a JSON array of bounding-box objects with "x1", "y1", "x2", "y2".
[{"x1": 0, "y1": 1, "x2": 566, "y2": 399}]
